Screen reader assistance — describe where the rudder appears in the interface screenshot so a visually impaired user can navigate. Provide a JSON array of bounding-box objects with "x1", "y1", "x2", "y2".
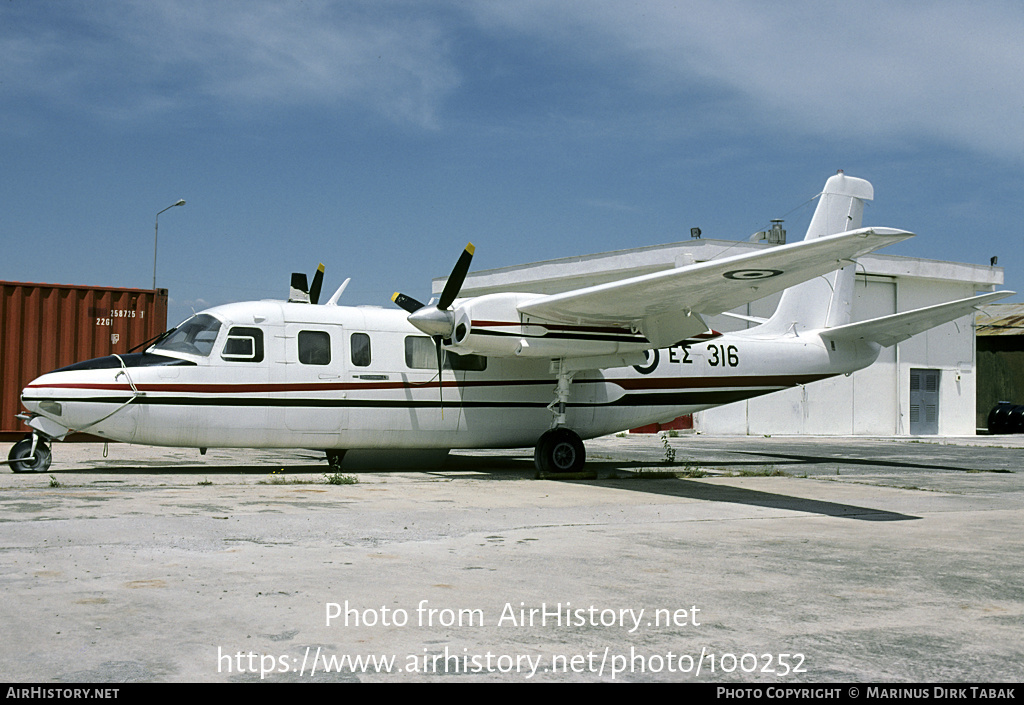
[{"x1": 759, "y1": 172, "x2": 874, "y2": 335}]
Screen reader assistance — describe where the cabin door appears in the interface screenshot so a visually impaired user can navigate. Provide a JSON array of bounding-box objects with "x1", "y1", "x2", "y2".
[{"x1": 283, "y1": 323, "x2": 348, "y2": 434}]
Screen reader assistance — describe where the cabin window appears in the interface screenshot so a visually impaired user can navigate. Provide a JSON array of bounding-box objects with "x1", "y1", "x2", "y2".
[
  {"x1": 405, "y1": 336, "x2": 436, "y2": 370},
  {"x1": 298, "y1": 330, "x2": 331, "y2": 365},
  {"x1": 221, "y1": 327, "x2": 264, "y2": 362},
  {"x1": 404, "y1": 336, "x2": 487, "y2": 371},
  {"x1": 350, "y1": 332, "x2": 371, "y2": 367},
  {"x1": 153, "y1": 314, "x2": 222, "y2": 357}
]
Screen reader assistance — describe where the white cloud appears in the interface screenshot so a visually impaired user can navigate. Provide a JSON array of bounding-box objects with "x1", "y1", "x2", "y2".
[
  {"x1": 152, "y1": 1, "x2": 462, "y2": 126},
  {"x1": 5, "y1": 0, "x2": 1022, "y2": 159},
  {"x1": 2, "y1": 0, "x2": 462, "y2": 128},
  {"x1": 467, "y1": 0, "x2": 1024, "y2": 160}
]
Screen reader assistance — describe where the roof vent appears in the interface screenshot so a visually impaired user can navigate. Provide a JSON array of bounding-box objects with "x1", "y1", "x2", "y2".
[{"x1": 750, "y1": 219, "x2": 786, "y2": 245}]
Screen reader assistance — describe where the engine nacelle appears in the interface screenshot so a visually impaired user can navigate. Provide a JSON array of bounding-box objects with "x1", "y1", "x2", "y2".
[{"x1": 446, "y1": 292, "x2": 651, "y2": 359}]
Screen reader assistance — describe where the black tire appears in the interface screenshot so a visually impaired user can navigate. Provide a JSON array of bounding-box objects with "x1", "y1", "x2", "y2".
[
  {"x1": 534, "y1": 428, "x2": 585, "y2": 474},
  {"x1": 8, "y1": 438, "x2": 52, "y2": 473}
]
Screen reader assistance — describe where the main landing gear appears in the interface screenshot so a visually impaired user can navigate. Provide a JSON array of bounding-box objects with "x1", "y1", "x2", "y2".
[
  {"x1": 7, "y1": 433, "x2": 53, "y2": 473},
  {"x1": 534, "y1": 427, "x2": 586, "y2": 474},
  {"x1": 533, "y1": 359, "x2": 586, "y2": 474}
]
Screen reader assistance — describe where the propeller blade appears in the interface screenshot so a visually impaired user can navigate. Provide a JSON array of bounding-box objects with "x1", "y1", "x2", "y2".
[
  {"x1": 309, "y1": 263, "x2": 325, "y2": 305},
  {"x1": 434, "y1": 335, "x2": 444, "y2": 418},
  {"x1": 289, "y1": 272, "x2": 310, "y2": 303},
  {"x1": 438, "y1": 242, "x2": 474, "y2": 310},
  {"x1": 392, "y1": 292, "x2": 426, "y2": 313}
]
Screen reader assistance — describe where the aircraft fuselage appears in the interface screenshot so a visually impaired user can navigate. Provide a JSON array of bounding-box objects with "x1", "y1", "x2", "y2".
[{"x1": 20, "y1": 299, "x2": 880, "y2": 451}]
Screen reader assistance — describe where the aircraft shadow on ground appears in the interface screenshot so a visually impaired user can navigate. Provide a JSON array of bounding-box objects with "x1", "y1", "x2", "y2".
[
  {"x1": 726, "y1": 449, "x2": 981, "y2": 473},
  {"x1": 447, "y1": 454, "x2": 921, "y2": 522},
  {"x1": 441, "y1": 455, "x2": 920, "y2": 522},
  {"x1": 47, "y1": 464, "x2": 331, "y2": 475},
  {"x1": 576, "y1": 468, "x2": 920, "y2": 522},
  {"x1": 43, "y1": 453, "x2": 918, "y2": 521}
]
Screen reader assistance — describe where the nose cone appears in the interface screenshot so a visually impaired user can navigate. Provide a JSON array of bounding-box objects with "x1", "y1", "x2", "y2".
[
  {"x1": 20, "y1": 353, "x2": 163, "y2": 442},
  {"x1": 21, "y1": 372, "x2": 52, "y2": 413},
  {"x1": 21, "y1": 368, "x2": 72, "y2": 415},
  {"x1": 408, "y1": 306, "x2": 455, "y2": 338},
  {"x1": 19, "y1": 369, "x2": 76, "y2": 440}
]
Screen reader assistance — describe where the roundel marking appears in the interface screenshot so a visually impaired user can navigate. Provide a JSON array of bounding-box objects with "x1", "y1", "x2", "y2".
[
  {"x1": 633, "y1": 348, "x2": 660, "y2": 375},
  {"x1": 723, "y1": 268, "x2": 784, "y2": 281}
]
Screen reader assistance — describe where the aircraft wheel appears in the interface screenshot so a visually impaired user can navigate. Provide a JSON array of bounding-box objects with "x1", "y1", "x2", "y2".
[
  {"x1": 8, "y1": 437, "x2": 52, "y2": 473},
  {"x1": 534, "y1": 428, "x2": 585, "y2": 474}
]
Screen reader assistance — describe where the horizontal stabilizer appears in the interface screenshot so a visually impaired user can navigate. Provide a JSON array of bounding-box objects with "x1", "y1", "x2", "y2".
[{"x1": 820, "y1": 291, "x2": 1015, "y2": 348}]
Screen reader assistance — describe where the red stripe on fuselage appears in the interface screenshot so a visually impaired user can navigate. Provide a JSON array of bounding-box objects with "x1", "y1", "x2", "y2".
[
  {"x1": 472, "y1": 320, "x2": 638, "y2": 335},
  {"x1": 25, "y1": 372, "x2": 833, "y2": 395}
]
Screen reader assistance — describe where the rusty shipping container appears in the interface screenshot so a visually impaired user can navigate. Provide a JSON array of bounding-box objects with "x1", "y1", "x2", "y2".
[{"x1": 1, "y1": 281, "x2": 168, "y2": 439}]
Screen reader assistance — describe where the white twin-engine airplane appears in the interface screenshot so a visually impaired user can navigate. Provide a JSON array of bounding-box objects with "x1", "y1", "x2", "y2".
[{"x1": 8, "y1": 173, "x2": 1013, "y2": 474}]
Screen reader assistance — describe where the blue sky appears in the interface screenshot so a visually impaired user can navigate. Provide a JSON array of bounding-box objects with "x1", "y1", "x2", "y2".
[{"x1": 3, "y1": 1, "x2": 1022, "y2": 326}]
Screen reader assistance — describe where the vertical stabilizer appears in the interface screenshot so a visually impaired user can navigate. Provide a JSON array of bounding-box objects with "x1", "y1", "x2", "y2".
[{"x1": 759, "y1": 172, "x2": 874, "y2": 335}]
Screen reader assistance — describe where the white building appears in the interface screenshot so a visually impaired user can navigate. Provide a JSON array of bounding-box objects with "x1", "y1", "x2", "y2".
[{"x1": 439, "y1": 236, "x2": 1004, "y2": 436}]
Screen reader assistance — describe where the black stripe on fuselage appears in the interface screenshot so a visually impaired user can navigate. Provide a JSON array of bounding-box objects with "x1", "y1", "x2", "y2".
[{"x1": 25, "y1": 386, "x2": 791, "y2": 410}]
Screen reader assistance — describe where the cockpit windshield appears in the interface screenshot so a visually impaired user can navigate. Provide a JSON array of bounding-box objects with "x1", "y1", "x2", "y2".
[{"x1": 151, "y1": 314, "x2": 222, "y2": 357}]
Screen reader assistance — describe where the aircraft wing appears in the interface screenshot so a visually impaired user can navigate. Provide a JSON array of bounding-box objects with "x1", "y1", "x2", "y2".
[
  {"x1": 820, "y1": 290, "x2": 1015, "y2": 348},
  {"x1": 516, "y1": 227, "x2": 914, "y2": 347}
]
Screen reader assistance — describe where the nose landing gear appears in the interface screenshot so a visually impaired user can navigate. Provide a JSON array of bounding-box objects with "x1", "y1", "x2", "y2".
[{"x1": 7, "y1": 433, "x2": 53, "y2": 473}]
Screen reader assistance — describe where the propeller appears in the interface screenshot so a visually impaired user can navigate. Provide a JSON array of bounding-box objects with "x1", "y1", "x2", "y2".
[
  {"x1": 289, "y1": 263, "x2": 325, "y2": 304},
  {"x1": 392, "y1": 243, "x2": 474, "y2": 338},
  {"x1": 391, "y1": 243, "x2": 475, "y2": 417}
]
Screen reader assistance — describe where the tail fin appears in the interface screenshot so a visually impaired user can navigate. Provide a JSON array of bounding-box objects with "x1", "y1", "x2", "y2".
[{"x1": 759, "y1": 172, "x2": 874, "y2": 335}]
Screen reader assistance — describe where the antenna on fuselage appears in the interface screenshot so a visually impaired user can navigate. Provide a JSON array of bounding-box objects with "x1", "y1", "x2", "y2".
[{"x1": 326, "y1": 278, "x2": 351, "y2": 306}]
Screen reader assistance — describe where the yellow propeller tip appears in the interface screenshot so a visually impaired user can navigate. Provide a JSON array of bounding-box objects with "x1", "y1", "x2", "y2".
[
  {"x1": 391, "y1": 292, "x2": 400, "y2": 301},
  {"x1": 466, "y1": 243, "x2": 475, "y2": 255}
]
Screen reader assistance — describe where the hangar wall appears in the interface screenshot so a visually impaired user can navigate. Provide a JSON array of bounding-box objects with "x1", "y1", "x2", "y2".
[
  {"x1": 696, "y1": 274, "x2": 984, "y2": 436},
  {"x1": 449, "y1": 238, "x2": 1003, "y2": 437}
]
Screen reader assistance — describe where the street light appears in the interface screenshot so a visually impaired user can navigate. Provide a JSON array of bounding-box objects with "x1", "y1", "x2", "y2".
[{"x1": 153, "y1": 199, "x2": 186, "y2": 290}]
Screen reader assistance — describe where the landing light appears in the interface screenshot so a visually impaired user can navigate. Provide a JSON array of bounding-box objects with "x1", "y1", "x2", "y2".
[{"x1": 39, "y1": 401, "x2": 63, "y2": 416}]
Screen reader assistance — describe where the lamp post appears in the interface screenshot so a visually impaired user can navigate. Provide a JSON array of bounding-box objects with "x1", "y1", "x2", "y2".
[{"x1": 153, "y1": 199, "x2": 186, "y2": 290}]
